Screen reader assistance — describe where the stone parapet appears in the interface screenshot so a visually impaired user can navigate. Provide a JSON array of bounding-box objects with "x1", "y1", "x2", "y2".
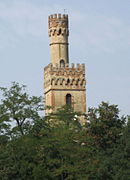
[
  {"x1": 48, "y1": 14, "x2": 69, "y2": 37},
  {"x1": 44, "y1": 63, "x2": 86, "y2": 91},
  {"x1": 44, "y1": 63, "x2": 85, "y2": 72},
  {"x1": 48, "y1": 14, "x2": 68, "y2": 28}
]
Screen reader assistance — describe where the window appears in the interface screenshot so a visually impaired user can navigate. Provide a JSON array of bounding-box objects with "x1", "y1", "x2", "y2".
[
  {"x1": 60, "y1": 59, "x2": 65, "y2": 68},
  {"x1": 67, "y1": 78, "x2": 70, "y2": 84},
  {"x1": 66, "y1": 94, "x2": 71, "y2": 105},
  {"x1": 59, "y1": 28, "x2": 61, "y2": 35}
]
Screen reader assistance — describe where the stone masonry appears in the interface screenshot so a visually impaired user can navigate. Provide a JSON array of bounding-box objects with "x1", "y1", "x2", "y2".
[{"x1": 44, "y1": 14, "x2": 86, "y2": 124}]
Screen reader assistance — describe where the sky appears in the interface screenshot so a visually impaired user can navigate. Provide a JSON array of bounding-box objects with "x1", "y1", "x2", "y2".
[{"x1": 0, "y1": 0, "x2": 130, "y2": 116}]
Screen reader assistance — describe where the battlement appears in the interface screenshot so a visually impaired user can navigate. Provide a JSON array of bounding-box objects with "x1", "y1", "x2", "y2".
[
  {"x1": 49, "y1": 14, "x2": 68, "y2": 27},
  {"x1": 49, "y1": 14, "x2": 68, "y2": 19},
  {"x1": 44, "y1": 63, "x2": 86, "y2": 90},
  {"x1": 44, "y1": 63, "x2": 85, "y2": 72},
  {"x1": 48, "y1": 14, "x2": 69, "y2": 36}
]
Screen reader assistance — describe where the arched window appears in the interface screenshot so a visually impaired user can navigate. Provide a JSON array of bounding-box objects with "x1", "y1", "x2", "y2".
[
  {"x1": 67, "y1": 78, "x2": 70, "y2": 84},
  {"x1": 66, "y1": 94, "x2": 72, "y2": 105},
  {"x1": 59, "y1": 28, "x2": 61, "y2": 35},
  {"x1": 60, "y1": 59, "x2": 65, "y2": 68}
]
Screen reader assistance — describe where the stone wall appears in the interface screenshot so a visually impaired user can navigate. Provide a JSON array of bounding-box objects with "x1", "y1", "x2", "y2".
[
  {"x1": 44, "y1": 63, "x2": 86, "y2": 123},
  {"x1": 44, "y1": 14, "x2": 87, "y2": 124},
  {"x1": 48, "y1": 14, "x2": 69, "y2": 65}
]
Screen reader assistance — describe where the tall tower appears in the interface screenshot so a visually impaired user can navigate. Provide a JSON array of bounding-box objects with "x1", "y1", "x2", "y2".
[
  {"x1": 44, "y1": 14, "x2": 86, "y2": 123},
  {"x1": 49, "y1": 14, "x2": 69, "y2": 65}
]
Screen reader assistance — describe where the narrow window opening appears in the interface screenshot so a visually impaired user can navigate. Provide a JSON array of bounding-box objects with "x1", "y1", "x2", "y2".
[
  {"x1": 66, "y1": 94, "x2": 71, "y2": 105},
  {"x1": 60, "y1": 59, "x2": 65, "y2": 68},
  {"x1": 59, "y1": 28, "x2": 61, "y2": 35},
  {"x1": 67, "y1": 79, "x2": 70, "y2": 84}
]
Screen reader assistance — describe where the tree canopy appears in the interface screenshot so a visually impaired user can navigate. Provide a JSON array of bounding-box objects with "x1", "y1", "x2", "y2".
[{"x1": 0, "y1": 82, "x2": 129, "y2": 180}]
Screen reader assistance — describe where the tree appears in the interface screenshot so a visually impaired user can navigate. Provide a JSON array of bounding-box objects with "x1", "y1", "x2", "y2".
[
  {"x1": 0, "y1": 83, "x2": 129, "y2": 180},
  {"x1": 80, "y1": 102, "x2": 127, "y2": 179},
  {"x1": 0, "y1": 104, "x2": 11, "y2": 144},
  {"x1": 86, "y1": 102, "x2": 126, "y2": 150},
  {"x1": 31, "y1": 105, "x2": 84, "y2": 180},
  {"x1": 0, "y1": 82, "x2": 44, "y2": 179},
  {"x1": 0, "y1": 82, "x2": 43, "y2": 137},
  {"x1": 0, "y1": 105, "x2": 84, "y2": 180},
  {"x1": 111, "y1": 116, "x2": 130, "y2": 180},
  {"x1": 46, "y1": 105, "x2": 82, "y2": 128}
]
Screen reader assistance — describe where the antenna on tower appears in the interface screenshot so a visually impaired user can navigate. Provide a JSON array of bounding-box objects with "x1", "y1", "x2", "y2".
[{"x1": 64, "y1": 9, "x2": 66, "y2": 14}]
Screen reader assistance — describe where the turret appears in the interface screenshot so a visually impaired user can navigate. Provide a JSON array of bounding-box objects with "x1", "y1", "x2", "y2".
[{"x1": 48, "y1": 14, "x2": 69, "y2": 66}]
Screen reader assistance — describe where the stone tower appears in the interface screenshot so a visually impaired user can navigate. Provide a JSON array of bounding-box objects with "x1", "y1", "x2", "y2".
[{"x1": 44, "y1": 14, "x2": 86, "y2": 123}]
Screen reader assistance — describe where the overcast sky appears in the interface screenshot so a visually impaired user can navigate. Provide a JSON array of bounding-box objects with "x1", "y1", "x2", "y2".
[{"x1": 0, "y1": 0, "x2": 130, "y2": 116}]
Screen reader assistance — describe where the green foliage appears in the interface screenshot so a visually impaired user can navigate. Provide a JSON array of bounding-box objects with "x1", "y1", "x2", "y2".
[
  {"x1": 46, "y1": 105, "x2": 82, "y2": 129},
  {"x1": 0, "y1": 83, "x2": 129, "y2": 180},
  {"x1": 86, "y1": 102, "x2": 126, "y2": 150},
  {"x1": 0, "y1": 82, "x2": 43, "y2": 137},
  {"x1": 110, "y1": 117, "x2": 130, "y2": 180}
]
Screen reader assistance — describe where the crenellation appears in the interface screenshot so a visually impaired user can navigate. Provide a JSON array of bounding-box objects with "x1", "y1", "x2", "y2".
[
  {"x1": 44, "y1": 63, "x2": 85, "y2": 75},
  {"x1": 77, "y1": 63, "x2": 80, "y2": 69},
  {"x1": 58, "y1": 13, "x2": 61, "y2": 18},
  {"x1": 81, "y1": 63, "x2": 85, "y2": 70},
  {"x1": 49, "y1": 14, "x2": 68, "y2": 28},
  {"x1": 44, "y1": 63, "x2": 85, "y2": 74},
  {"x1": 49, "y1": 14, "x2": 68, "y2": 21},
  {"x1": 54, "y1": 14, "x2": 57, "y2": 18},
  {"x1": 71, "y1": 63, "x2": 75, "y2": 68}
]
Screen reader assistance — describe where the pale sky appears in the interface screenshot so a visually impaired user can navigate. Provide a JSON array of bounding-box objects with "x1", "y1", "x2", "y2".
[{"x1": 0, "y1": 0, "x2": 130, "y2": 116}]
